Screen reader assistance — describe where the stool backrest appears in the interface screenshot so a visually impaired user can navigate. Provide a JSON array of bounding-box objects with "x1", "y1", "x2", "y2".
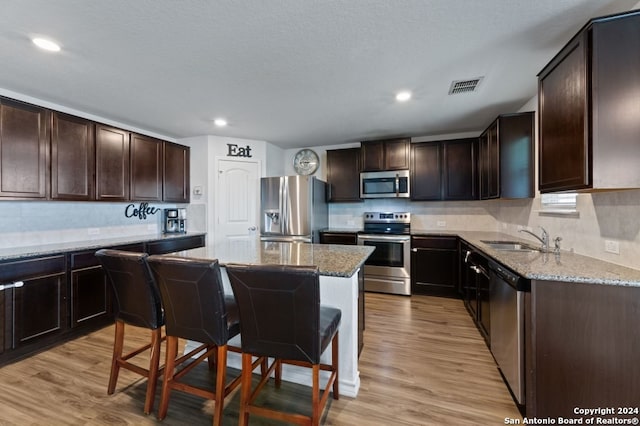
[
  {"x1": 226, "y1": 263, "x2": 321, "y2": 364},
  {"x1": 147, "y1": 255, "x2": 230, "y2": 346},
  {"x1": 95, "y1": 249, "x2": 163, "y2": 330}
]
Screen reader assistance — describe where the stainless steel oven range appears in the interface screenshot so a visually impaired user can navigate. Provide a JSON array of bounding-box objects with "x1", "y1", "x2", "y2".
[{"x1": 357, "y1": 212, "x2": 411, "y2": 296}]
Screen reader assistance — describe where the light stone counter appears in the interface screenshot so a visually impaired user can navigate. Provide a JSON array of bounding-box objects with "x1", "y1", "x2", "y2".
[
  {"x1": 171, "y1": 239, "x2": 373, "y2": 277},
  {"x1": 413, "y1": 229, "x2": 640, "y2": 287},
  {"x1": 170, "y1": 240, "x2": 374, "y2": 398},
  {"x1": 0, "y1": 232, "x2": 207, "y2": 261}
]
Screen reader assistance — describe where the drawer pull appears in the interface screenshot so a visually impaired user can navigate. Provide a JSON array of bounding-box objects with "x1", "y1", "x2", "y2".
[{"x1": 0, "y1": 281, "x2": 24, "y2": 291}]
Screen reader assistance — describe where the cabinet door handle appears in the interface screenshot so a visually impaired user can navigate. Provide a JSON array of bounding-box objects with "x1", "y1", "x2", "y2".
[
  {"x1": 411, "y1": 248, "x2": 417, "y2": 252},
  {"x1": 0, "y1": 281, "x2": 24, "y2": 291}
]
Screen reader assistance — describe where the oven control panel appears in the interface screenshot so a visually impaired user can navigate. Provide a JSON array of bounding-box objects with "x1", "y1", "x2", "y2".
[{"x1": 363, "y1": 212, "x2": 411, "y2": 223}]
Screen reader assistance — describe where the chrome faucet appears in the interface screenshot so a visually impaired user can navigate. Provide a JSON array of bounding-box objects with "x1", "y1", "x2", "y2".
[{"x1": 519, "y1": 226, "x2": 549, "y2": 252}]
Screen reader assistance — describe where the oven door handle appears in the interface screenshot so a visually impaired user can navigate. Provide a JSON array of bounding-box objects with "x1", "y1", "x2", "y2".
[{"x1": 357, "y1": 234, "x2": 410, "y2": 242}]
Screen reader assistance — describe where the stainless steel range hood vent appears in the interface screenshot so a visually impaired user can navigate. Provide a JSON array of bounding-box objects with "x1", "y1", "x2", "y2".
[{"x1": 448, "y1": 77, "x2": 484, "y2": 94}]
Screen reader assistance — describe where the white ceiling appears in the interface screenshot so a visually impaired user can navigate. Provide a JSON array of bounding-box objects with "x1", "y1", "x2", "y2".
[{"x1": 0, "y1": 1, "x2": 637, "y2": 149}]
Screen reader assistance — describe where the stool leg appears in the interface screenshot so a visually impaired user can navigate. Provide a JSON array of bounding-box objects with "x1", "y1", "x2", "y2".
[
  {"x1": 108, "y1": 321, "x2": 125, "y2": 395},
  {"x1": 238, "y1": 353, "x2": 252, "y2": 426},
  {"x1": 207, "y1": 348, "x2": 217, "y2": 370},
  {"x1": 275, "y1": 359, "x2": 282, "y2": 388},
  {"x1": 311, "y1": 363, "x2": 320, "y2": 426},
  {"x1": 332, "y1": 332, "x2": 339, "y2": 399},
  {"x1": 158, "y1": 336, "x2": 178, "y2": 420},
  {"x1": 143, "y1": 328, "x2": 162, "y2": 415},
  {"x1": 213, "y1": 345, "x2": 227, "y2": 425}
]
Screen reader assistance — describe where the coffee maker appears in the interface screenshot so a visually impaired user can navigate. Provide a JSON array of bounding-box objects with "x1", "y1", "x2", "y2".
[{"x1": 163, "y1": 208, "x2": 187, "y2": 233}]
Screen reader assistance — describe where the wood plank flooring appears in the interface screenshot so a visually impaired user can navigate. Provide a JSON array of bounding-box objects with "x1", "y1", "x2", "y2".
[{"x1": 0, "y1": 293, "x2": 522, "y2": 425}]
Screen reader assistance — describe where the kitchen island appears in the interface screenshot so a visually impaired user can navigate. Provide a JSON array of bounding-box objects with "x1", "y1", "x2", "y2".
[{"x1": 169, "y1": 239, "x2": 374, "y2": 398}]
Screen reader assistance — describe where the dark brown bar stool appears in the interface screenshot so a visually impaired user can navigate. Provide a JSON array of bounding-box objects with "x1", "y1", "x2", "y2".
[
  {"x1": 95, "y1": 249, "x2": 165, "y2": 415},
  {"x1": 147, "y1": 255, "x2": 253, "y2": 425},
  {"x1": 226, "y1": 263, "x2": 341, "y2": 426}
]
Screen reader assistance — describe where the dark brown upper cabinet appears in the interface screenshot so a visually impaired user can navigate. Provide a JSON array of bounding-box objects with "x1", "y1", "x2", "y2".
[
  {"x1": 538, "y1": 10, "x2": 640, "y2": 193},
  {"x1": 130, "y1": 134, "x2": 163, "y2": 201},
  {"x1": 361, "y1": 138, "x2": 410, "y2": 171},
  {"x1": 0, "y1": 98, "x2": 48, "y2": 199},
  {"x1": 51, "y1": 112, "x2": 95, "y2": 200},
  {"x1": 410, "y1": 142, "x2": 441, "y2": 200},
  {"x1": 411, "y1": 138, "x2": 478, "y2": 201},
  {"x1": 163, "y1": 141, "x2": 190, "y2": 203},
  {"x1": 326, "y1": 147, "x2": 362, "y2": 202},
  {"x1": 480, "y1": 112, "x2": 534, "y2": 200},
  {"x1": 442, "y1": 138, "x2": 478, "y2": 200},
  {"x1": 95, "y1": 125, "x2": 130, "y2": 201}
]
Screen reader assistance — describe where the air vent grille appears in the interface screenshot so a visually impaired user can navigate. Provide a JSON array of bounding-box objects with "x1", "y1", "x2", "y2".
[{"x1": 448, "y1": 77, "x2": 483, "y2": 95}]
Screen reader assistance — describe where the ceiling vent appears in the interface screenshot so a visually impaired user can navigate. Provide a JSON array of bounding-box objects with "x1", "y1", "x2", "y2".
[{"x1": 448, "y1": 77, "x2": 484, "y2": 95}]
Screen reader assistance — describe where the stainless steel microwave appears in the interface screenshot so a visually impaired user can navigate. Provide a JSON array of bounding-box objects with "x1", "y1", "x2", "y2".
[{"x1": 360, "y1": 170, "x2": 410, "y2": 198}]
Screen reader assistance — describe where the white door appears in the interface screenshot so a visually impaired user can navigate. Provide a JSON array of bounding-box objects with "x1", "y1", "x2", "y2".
[{"x1": 215, "y1": 159, "x2": 260, "y2": 242}]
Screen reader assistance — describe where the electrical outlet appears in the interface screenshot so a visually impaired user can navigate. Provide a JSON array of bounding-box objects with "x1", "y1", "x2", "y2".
[
  {"x1": 87, "y1": 228, "x2": 100, "y2": 235},
  {"x1": 437, "y1": 221, "x2": 446, "y2": 227},
  {"x1": 604, "y1": 240, "x2": 620, "y2": 254}
]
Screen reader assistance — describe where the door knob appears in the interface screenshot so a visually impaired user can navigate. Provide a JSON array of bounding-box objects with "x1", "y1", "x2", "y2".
[{"x1": 248, "y1": 226, "x2": 257, "y2": 231}]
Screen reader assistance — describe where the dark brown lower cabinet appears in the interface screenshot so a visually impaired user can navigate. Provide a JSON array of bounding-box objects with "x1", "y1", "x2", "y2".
[
  {"x1": 0, "y1": 289, "x2": 5, "y2": 354},
  {"x1": 145, "y1": 235, "x2": 205, "y2": 254},
  {"x1": 319, "y1": 231, "x2": 358, "y2": 245},
  {"x1": 70, "y1": 243, "x2": 145, "y2": 329},
  {"x1": 527, "y1": 280, "x2": 640, "y2": 417},
  {"x1": 0, "y1": 235, "x2": 204, "y2": 366},
  {"x1": 410, "y1": 236, "x2": 458, "y2": 297},
  {"x1": 460, "y1": 243, "x2": 490, "y2": 344},
  {"x1": 2, "y1": 255, "x2": 67, "y2": 350},
  {"x1": 71, "y1": 266, "x2": 109, "y2": 328},
  {"x1": 14, "y1": 272, "x2": 66, "y2": 348}
]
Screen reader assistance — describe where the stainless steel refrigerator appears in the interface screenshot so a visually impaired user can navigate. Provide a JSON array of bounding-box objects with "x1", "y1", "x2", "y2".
[{"x1": 260, "y1": 176, "x2": 328, "y2": 243}]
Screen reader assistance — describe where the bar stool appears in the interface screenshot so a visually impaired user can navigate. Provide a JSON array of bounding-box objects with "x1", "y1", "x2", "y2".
[
  {"x1": 226, "y1": 263, "x2": 341, "y2": 426},
  {"x1": 147, "y1": 255, "x2": 252, "y2": 425},
  {"x1": 95, "y1": 249, "x2": 165, "y2": 415}
]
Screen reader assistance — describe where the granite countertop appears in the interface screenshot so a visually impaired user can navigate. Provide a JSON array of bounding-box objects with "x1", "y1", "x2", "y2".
[
  {"x1": 166, "y1": 240, "x2": 375, "y2": 278},
  {"x1": 0, "y1": 232, "x2": 207, "y2": 261},
  {"x1": 414, "y1": 229, "x2": 640, "y2": 287}
]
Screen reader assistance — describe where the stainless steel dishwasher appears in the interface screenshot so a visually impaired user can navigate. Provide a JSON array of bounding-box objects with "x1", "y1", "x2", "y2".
[{"x1": 489, "y1": 260, "x2": 529, "y2": 405}]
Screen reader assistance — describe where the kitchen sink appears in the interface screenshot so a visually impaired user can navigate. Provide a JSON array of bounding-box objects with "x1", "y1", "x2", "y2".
[{"x1": 480, "y1": 240, "x2": 540, "y2": 252}]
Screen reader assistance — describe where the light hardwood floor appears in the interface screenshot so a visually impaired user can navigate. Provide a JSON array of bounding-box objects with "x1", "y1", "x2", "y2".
[{"x1": 0, "y1": 293, "x2": 522, "y2": 425}]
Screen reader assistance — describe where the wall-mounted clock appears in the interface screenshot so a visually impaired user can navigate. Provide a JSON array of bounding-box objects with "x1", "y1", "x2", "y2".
[{"x1": 293, "y1": 149, "x2": 319, "y2": 175}]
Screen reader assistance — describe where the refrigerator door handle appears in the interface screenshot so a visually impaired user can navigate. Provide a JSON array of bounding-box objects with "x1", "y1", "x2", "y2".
[{"x1": 279, "y1": 177, "x2": 288, "y2": 234}]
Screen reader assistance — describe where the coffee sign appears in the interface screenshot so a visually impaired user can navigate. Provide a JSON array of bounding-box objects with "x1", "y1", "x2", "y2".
[{"x1": 125, "y1": 202, "x2": 160, "y2": 220}]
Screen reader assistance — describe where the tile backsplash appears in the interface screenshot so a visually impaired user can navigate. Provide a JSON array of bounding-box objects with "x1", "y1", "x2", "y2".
[
  {"x1": 330, "y1": 189, "x2": 640, "y2": 271},
  {"x1": 0, "y1": 201, "x2": 183, "y2": 249},
  {"x1": 3, "y1": 188, "x2": 640, "y2": 272}
]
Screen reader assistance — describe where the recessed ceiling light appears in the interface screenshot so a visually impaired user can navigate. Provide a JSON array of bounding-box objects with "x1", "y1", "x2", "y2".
[
  {"x1": 32, "y1": 37, "x2": 61, "y2": 52},
  {"x1": 214, "y1": 118, "x2": 228, "y2": 127},
  {"x1": 395, "y1": 91, "x2": 412, "y2": 102}
]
